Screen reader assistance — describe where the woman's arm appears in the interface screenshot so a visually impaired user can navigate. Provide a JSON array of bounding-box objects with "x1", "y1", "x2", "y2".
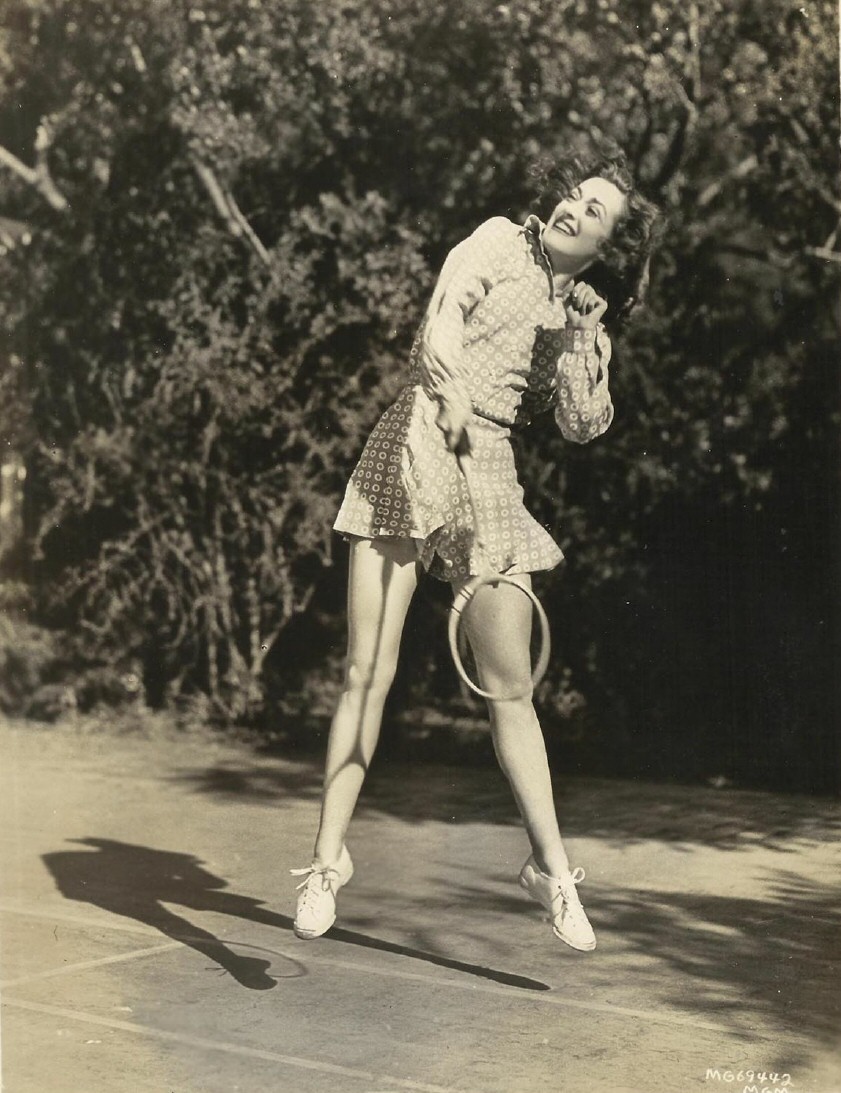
[
  {"x1": 554, "y1": 282, "x2": 614, "y2": 444},
  {"x1": 554, "y1": 325, "x2": 614, "y2": 443},
  {"x1": 418, "y1": 218, "x2": 513, "y2": 449}
]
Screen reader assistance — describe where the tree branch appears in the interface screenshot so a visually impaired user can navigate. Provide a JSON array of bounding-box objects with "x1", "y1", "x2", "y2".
[
  {"x1": 687, "y1": 2, "x2": 702, "y2": 103},
  {"x1": 822, "y1": 218, "x2": 841, "y2": 250},
  {"x1": 191, "y1": 156, "x2": 271, "y2": 268},
  {"x1": 717, "y1": 241, "x2": 792, "y2": 266},
  {"x1": 814, "y1": 184, "x2": 841, "y2": 219},
  {"x1": 804, "y1": 245, "x2": 841, "y2": 265},
  {"x1": 651, "y1": 4, "x2": 702, "y2": 192},
  {"x1": 697, "y1": 154, "x2": 759, "y2": 208},
  {"x1": 0, "y1": 124, "x2": 69, "y2": 212},
  {"x1": 651, "y1": 97, "x2": 697, "y2": 192},
  {"x1": 633, "y1": 89, "x2": 656, "y2": 175}
]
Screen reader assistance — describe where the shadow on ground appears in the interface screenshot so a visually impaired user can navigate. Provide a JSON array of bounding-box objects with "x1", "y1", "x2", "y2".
[
  {"x1": 40, "y1": 838, "x2": 841, "y2": 1073},
  {"x1": 170, "y1": 755, "x2": 841, "y2": 851},
  {"x1": 42, "y1": 839, "x2": 550, "y2": 993},
  {"x1": 594, "y1": 869, "x2": 841, "y2": 1047},
  {"x1": 416, "y1": 863, "x2": 841, "y2": 1072},
  {"x1": 590, "y1": 867, "x2": 841, "y2": 1075}
]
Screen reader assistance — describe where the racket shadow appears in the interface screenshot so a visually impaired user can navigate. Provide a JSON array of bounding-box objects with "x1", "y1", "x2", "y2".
[
  {"x1": 291, "y1": 916, "x2": 552, "y2": 992},
  {"x1": 43, "y1": 837, "x2": 549, "y2": 993}
]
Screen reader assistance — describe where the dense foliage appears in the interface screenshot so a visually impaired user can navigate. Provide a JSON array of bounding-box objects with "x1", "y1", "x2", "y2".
[{"x1": 0, "y1": 0, "x2": 838, "y2": 787}]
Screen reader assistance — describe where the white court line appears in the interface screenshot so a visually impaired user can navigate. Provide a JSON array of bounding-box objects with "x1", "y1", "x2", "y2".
[
  {"x1": 299, "y1": 954, "x2": 759, "y2": 1038},
  {"x1": 0, "y1": 941, "x2": 181, "y2": 988},
  {"x1": 0, "y1": 900, "x2": 769, "y2": 1039},
  {"x1": 1, "y1": 998, "x2": 474, "y2": 1093},
  {"x1": 0, "y1": 901, "x2": 164, "y2": 939}
]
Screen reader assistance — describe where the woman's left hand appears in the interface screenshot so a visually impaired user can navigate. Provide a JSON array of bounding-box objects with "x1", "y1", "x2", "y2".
[{"x1": 563, "y1": 281, "x2": 608, "y2": 329}]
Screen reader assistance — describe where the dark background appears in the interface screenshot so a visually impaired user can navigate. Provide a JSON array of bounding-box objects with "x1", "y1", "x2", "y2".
[{"x1": 0, "y1": 0, "x2": 838, "y2": 792}]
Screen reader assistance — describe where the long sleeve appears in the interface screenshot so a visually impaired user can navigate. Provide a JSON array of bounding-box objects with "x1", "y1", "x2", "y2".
[
  {"x1": 417, "y1": 218, "x2": 513, "y2": 409},
  {"x1": 554, "y1": 324, "x2": 614, "y2": 444}
]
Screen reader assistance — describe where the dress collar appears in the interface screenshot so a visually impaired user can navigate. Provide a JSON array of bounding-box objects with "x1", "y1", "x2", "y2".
[{"x1": 522, "y1": 214, "x2": 566, "y2": 301}]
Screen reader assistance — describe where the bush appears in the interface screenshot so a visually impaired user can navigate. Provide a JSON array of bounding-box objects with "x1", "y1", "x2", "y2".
[
  {"x1": 0, "y1": 583, "x2": 64, "y2": 716},
  {"x1": 0, "y1": 0, "x2": 838, "y2": 788}
]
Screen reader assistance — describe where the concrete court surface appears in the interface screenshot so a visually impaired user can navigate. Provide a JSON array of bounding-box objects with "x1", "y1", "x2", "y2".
[{"x1": 0, "y1": 716, "x2": 839, "y2": 1093}]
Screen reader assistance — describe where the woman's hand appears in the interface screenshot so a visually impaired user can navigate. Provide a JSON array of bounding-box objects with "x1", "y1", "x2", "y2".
[
  {"x1": 563, "y1": 281, "x2": 608, "y2": 329},
  {"x1": 435, "y1": 399, "x2": 471, "y2": 454},
  {"x1": 419, "y1": 341, "x2": 472, "y2": 452}
]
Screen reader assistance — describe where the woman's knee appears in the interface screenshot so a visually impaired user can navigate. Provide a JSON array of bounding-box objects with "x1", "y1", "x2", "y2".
[
  {"x1": 458, "y1": 578, "x2": 534, "y2": 691},
  {"x1": 486, "y1": 690, "x2": 535, "y2": 723},
  {"x1": 344, "y1": 655, "x2": 399, "y2": 699}
]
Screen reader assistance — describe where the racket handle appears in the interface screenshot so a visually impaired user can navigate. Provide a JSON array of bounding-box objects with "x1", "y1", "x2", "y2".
[{"x1": 456, "y1": 447, "x2": 491, "y2": 566}]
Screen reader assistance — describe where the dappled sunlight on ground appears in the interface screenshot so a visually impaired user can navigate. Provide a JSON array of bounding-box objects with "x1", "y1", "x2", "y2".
[
  {"x1": 4, "y1": 717, "x2": 839, "y2": 1092},
  {"x1": 589, "y1": 874, "x2": 841, "y2": 1047},
  {"x1": 171, "y1": 752, "x2": 841, "y2": 851}
]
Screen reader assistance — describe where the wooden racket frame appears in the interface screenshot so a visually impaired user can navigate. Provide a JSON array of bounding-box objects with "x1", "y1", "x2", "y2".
[{"x1": 447, "y1": 446, "x2": 551, "y2": 702}]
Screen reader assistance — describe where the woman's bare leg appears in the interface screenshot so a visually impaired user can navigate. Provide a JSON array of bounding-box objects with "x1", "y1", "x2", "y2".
[
  {"x1": 456, "y1": 575, "x2": 571, "y2": 877},
  {"x1": 312, "y1": 536, "x2": 420, "y2": 865}
]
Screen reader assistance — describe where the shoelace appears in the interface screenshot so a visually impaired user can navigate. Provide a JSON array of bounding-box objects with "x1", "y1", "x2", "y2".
[
  {"x1": 556, "y1": 868, "x2": 592, "y2": 933},
  {"x1": 290, "y1": 863, "x2": 341, "y2": 909},
  {"x1": 555, "y1": 867, "x2": 586, "y2": 907}
]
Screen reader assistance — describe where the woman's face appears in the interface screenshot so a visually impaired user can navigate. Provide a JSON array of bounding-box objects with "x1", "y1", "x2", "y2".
[{"x1": 541, "y1": 176, "x2": 626, "y2": 274}]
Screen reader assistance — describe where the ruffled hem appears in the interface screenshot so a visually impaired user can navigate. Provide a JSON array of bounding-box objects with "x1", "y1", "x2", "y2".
[{"x1": 333, "y1": 384, "x2": 564, "y2": 582}]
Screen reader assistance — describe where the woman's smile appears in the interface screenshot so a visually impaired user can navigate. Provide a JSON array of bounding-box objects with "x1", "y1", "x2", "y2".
[
  {"x1": 542, "y1": 176, "x2": 627, "y2": 274},
  {"x1": 551, "y1": 212, "x2": 577, "y2": 236}
]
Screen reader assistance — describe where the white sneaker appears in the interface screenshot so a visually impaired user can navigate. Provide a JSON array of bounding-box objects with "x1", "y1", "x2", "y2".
[
  {"x1": 290, "y1": 846, "x2": 354, "y2": 939},
  {"x1": 518, "y1": 855, "x2": 597, "y2": 952}
]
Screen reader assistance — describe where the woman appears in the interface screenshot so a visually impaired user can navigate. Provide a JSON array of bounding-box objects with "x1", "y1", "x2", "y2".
[{"x1": 291, "y1": 151, "x2": 659, "y2": 952}]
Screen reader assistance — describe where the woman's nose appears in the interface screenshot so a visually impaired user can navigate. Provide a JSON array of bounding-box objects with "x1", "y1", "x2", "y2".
[{"x1": 561, "y1": 204, "x2": 580, "y2": 232}]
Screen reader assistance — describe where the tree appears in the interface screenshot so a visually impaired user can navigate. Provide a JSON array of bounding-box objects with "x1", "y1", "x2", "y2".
[{"x1": 0, "y1": 0, "x2": 838, "y2": 786}]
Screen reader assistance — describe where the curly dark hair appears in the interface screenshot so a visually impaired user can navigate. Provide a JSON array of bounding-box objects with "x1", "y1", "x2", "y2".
[{"x1": 531, "y1": 149, "x2": 661, "y2": 320}]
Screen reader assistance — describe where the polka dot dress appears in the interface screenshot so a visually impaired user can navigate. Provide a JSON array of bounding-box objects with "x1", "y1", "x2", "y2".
[{"x1": 334, "y1": 216, "x2": 614, "y2": 582}]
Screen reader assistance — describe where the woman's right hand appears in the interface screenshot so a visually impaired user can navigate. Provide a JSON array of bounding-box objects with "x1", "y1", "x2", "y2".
[
  {"x1": 563, "y1": 281, "x2": 608, "y2": 329},
  {"x1": 420, "y1": 341, "x2": 472, "y2": 452},
  {"x1": 435, "y1": 398, "x2": 471, "y2": 454}
]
